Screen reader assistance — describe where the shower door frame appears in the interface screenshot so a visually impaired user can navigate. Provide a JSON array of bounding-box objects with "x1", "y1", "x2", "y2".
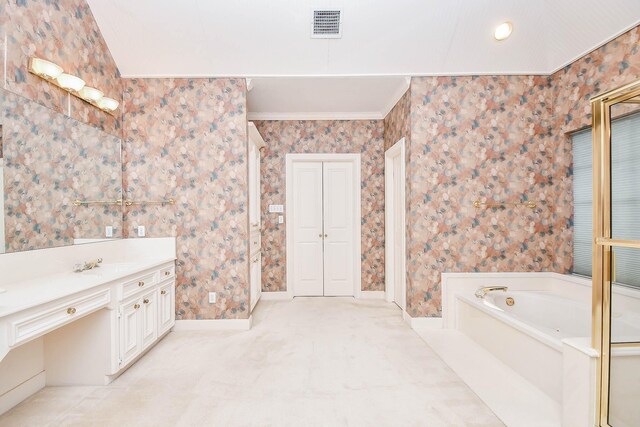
[{"x1": 591, "y1": 78, "x2": 640, "y2": 427}]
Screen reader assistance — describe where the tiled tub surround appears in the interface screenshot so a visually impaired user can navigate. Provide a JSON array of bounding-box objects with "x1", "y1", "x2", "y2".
[
  {"x1": 0, "y1": 237, "x2": 176, "y2": 415},
  {"x1": 122, "y1": 78, "x2": 250, "y2": 320},
  {"x1": 1, "y1": 88, "x2": 122, "y2": 253},
  {"x1": 254, "y1": 120, "x2": 385, "y2": 293},
  {"x1": 0, "y1": 0, "x2": 123, "y2": 135}
]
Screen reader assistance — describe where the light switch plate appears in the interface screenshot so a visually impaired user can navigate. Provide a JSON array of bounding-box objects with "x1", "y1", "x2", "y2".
[
  {"x1": 137, "y1": 225, "x2": 146, "y2": 237},
  {"x1": 208, "y1": 292, "x2": 217, "y2": 304},
  {"x1": 105, "y1": 226, "x2": 113, "y2": 238},
  {"x1": 268, "y1": 204, "x2": 284, "y2": 213},
  {"x1": 278, "y1": 215, "x2": 284, "y2": 224}
]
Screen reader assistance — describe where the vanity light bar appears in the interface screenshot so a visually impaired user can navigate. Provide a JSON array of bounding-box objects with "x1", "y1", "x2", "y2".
[{"x1": 28, "y1": 57, "x2": 119, "y2": 115}]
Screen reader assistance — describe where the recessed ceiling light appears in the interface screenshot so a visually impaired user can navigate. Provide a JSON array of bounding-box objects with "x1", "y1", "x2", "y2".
[{"x1": 494, "y1": 21, "x2": 513, "y2": 41}]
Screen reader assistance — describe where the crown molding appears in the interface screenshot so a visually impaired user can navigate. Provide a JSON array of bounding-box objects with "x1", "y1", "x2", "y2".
[{"x1": 246, "y1": 111, "x2": 384, "y2": 121}]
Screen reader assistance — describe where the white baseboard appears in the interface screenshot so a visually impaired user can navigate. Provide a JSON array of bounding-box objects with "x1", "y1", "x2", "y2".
[
  {"x1": 403, "y1": 310, "x2": 443, "y2": 330},
  {"x1": 359, "y1": 291, "x2": 386, "y2": 300},
  {"x1": 0, "y1": 371, "x2": 46, "y2": 416},
  {"x1": 173, "y1": 316, "x2": 252, "y2": 331},
  {"x1": 259, "y1": 291, "x2": 293, "y2": 301}
]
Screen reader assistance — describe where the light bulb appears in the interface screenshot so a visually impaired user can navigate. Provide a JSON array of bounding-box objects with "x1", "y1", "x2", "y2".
[
  {"x1": 56, "y1": 73, "x2": 86, "y2": 92},
  {"x1": 79, "y1": 86, "x2": 104, "y2": 102},
  {"x1": 97, "y1": 97, "x2": 119, "y2": 112},
  {"x1": 29, "y1": 57, "x2": 63, "y2": 79}
]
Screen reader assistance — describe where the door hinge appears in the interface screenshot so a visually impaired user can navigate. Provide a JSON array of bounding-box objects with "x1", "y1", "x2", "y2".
[{"x1": 118, "y1": 358, "x2": 122, "y2": 366}]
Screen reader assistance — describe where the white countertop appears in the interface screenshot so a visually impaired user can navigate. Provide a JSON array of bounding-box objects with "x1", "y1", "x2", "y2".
[{"x1": 0, "y1": 257, "x2": 176, "y2": 318}]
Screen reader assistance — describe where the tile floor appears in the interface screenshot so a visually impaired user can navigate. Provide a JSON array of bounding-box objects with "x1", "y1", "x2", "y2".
[{"x1": 0, "y1": 298, "x2": 504, "y2": 426}]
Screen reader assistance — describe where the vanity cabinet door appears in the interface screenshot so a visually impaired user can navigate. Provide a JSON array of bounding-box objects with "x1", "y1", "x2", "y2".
[
  {"x1": 158, "y1": 281, "x2": 175, "y2": 335},
  {"x1": 119, "y1": 299, "x2": 142, "y2": 366},
  {"x1": 141, "y1": 289, "x2": 158, "y2": 350}
]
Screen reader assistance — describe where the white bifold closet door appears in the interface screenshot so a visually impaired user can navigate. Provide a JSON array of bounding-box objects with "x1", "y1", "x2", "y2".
[{"x1": 292, "y1": 161, "x2": 355, "y2": 297}]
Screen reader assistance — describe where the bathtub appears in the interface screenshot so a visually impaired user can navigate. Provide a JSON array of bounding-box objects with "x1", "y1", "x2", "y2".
[
  {"x1": 463, "y1": 290, "x2": 591, "y2": 351},
  {"x1": 440, "y1": 273, "x2": 640, "y2": 425}
]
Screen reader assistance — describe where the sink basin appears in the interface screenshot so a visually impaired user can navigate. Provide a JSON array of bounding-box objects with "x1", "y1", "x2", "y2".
[{"x1": 80, "y1": 263, "x2": 139, "y2": 275}]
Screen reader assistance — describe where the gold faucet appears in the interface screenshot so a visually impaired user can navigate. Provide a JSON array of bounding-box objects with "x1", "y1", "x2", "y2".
[
  {"x1": 73, "y1": 258, "x2": 103, "y2": 273},
  {"x1": 475, "y1": 286, "x2": 508, "y2": 299}
]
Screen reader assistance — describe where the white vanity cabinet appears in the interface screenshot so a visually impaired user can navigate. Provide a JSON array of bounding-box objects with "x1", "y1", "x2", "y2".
[
  {"x1": 0, "y1": 258, "x2": 176, "y2": 387},
  {"x1": 248, "y1": 122, "x2": 265, "y2": 312},
  {"x1": 114, "y1": 262, "x2": 175, "y2": 374}
]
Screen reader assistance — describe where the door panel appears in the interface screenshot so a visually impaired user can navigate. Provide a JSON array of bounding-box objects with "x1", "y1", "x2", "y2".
[
  {"x1": 393, "y1": 155, "x2": 405, "y2": 309},
  {"x1": 323, "y1": 162, "x2": 354, "y2": 296},
  {"x1": 158, "y1": 281, "x2": 174, "y2": 335},
  {"x1": 119, "y1": 300, "x2": 140, "y2": 366},
  {"x1": 141, "y1": 290, "x2": 157, "y2": 350},
  {"x1": 292, "y1": 162, "x2": 324, "y2": 296}
]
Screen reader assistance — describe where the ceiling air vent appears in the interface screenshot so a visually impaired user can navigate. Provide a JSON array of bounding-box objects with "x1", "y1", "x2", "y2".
[{"x1": 311, "y1": 9, "x2": 342, "y2": 39}]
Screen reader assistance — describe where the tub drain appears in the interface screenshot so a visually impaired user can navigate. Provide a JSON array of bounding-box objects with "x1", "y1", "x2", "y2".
[{"x1": 506, "y1": 297, "x2": 515, "y2": 306}]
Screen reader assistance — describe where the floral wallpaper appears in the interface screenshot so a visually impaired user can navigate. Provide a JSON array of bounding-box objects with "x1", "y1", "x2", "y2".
[
  {"x1": 407, "y1": 75, "x2": 556, "y2": 317},
  {"x1": 404, "y1": 25, "x2": 640, "y2": 318},
  {"x1": 253, "y1": 120, "x2": 385, "y2": 293},
  {"x1": 0, "y1": 0, "x2": 123, "y2": 135},
  {"x1": 122, "y1": 78, "x2": 250, "y2": 320},
  {"x1": 384, "y1": 89, "x2": 411, "y2": 151},
  {"x1": 2, "y1": 88, "x2": 122, "y2": 252}
]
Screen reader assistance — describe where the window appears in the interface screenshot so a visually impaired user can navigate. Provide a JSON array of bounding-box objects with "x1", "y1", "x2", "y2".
[{"x1": 572, "y1": 112, "x2": 640, "y2": 287}]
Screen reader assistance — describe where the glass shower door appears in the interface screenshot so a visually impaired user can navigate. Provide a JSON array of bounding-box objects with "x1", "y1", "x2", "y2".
[{"x1": 592, "y1": 84, "x2": 640, "y2": 427}]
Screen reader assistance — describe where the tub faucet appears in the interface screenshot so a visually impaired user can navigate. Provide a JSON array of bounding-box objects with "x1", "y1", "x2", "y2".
[
  {"x1": 475, "y1": 286, "x2": 508, "y2": 299},
  {"x1": 73, "y1": 258, "x2": 103, "y2": 273}
]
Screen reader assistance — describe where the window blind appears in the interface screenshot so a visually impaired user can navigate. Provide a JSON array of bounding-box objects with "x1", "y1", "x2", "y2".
[{"x1": 572, "y1": 112, "x2": 640, "y2": 287}]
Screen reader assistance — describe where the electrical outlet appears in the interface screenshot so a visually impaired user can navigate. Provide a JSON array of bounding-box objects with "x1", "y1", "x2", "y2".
[
  {"x1": 278, "y1": 215, "x2": 284, "y2": 224},
  {"x1": 137, "y1": 225, "x2": 146, "y2": 237},
  {"x1": 105, "y1": 226, "x2": 113, "y2": 238},
  {"x1": 208, "y1": 292, "x2": 217, "y2": 304}
]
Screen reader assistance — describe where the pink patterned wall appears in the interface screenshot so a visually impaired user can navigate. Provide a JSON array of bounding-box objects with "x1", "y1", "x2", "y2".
[
  {"x1": 384, "y1": 89, "x2": 411, "y2": 151},
  {"x1": 0, "y1": 0, "x2": 123, "y2": 135},
  {"x1": 253, "y1": 120, "x2": 385, "y2": 292},
  {"x1": 404, "y1": 25, "x2": 640, "y2": 317},
  {"x1": 123, "y1": 78, "x2": 250, "y2": 320}
]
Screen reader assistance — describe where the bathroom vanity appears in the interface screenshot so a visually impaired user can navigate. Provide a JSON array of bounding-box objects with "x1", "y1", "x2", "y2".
[{"x1": 0, "y1": 238, "x2": 176, "y2": 413}]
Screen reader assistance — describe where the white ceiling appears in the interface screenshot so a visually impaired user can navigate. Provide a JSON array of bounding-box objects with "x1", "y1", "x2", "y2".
[
  {"x1": 246, "y1": 77, "x2": 410, "y2": 120},
  {"x1": 87, "y1": 0, "x2": 640, "y2": 118}
]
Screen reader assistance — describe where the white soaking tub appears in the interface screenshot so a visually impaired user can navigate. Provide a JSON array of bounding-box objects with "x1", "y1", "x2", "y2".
[{"x1": 463, "y1": 290, "x2": 591, "y2": 351}]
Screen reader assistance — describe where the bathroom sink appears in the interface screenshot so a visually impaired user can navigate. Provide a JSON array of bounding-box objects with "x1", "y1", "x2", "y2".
[{"x1": 80, "y1": 262, "x2": 139, "y2": 275}]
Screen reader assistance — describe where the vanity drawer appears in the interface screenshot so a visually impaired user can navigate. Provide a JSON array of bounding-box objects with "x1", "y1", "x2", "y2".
[
  {"x1": 250, "y1": 230, "x2": 261, "y2": 256},
  {"x1": 8, "y1": 288, "x2": 111, "y2": 347},
  {"x1": 120, "y1": 272, "x2": 157, "y2": 300},
  {"x1": 159, "y1": 265, "x2": 175, "y2": 280}
]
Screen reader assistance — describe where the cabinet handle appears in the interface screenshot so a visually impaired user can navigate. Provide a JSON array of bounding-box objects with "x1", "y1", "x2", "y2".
[
  {"x1": 319, "y1": 234, "x2": 323, "y2": 238},
  {"x1": 143, "y1": 299, "x2": 150, "y2": 304},
  {"x1": 66, "y1": 307, "x2": 77, "y2": 315},
  {"x1": 160, "y1": 290, "x2": 167, "y2": 295},
  {"x1": 324, "y1": 234, "x2": 328, "y2": 238},
  {"x1": 164, "y1": 271, "x2": 171, "y2": 276},
  {"x1": 134, "y1": 304, "x2": 140, "y2": 309},
  {"x1": 138, "y1": 281, "x2": 145, "y2": 287}
]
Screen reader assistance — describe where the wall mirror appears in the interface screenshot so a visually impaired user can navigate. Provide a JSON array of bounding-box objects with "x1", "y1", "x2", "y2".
[{"x1": 0, "y1": 87, "x2": 123, "y2": 254}]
